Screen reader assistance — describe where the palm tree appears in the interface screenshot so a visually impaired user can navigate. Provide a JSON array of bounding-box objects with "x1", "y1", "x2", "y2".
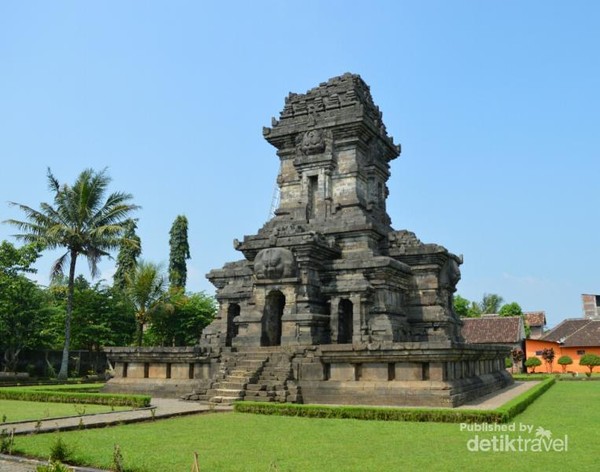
[
  {"x1": 126, "y1": 261, "x2": 168, "y2": 346},
  {"x1": 5, "y1": 168, "x2": 139, "y2": 379}
]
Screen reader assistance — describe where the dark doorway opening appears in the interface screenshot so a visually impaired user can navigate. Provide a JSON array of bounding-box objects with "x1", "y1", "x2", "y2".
[
  {"x1": 338, "y1": 299, "x2": 353, "y2": 344},
  {"x1": 226, "y1": 303, "x2": 240, "y2": 347},
  {"x1": 262, "y1": 290, "x2": 285, "y2": 346}
]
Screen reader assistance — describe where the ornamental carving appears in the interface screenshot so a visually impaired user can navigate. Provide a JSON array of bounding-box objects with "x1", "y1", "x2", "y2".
[
  {"x1": 297, "y1": 129, "x2": 326, "y2": 155},
  {"x1": 254, "y1": 247, "x2": 296, "y2": 279}
]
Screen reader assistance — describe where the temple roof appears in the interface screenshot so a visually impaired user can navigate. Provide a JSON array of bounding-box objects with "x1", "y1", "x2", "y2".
[{"x1": 264, "y1": 72, "x2": 399, "y2": 156}]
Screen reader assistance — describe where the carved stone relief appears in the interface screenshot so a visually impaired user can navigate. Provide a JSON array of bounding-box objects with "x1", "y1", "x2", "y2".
[{"x1": 254, "y1": 247, "x2": 297, "y2": 279}]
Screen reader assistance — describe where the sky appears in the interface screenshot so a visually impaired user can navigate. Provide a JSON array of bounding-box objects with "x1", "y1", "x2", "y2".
[{"x1": 1, "y1": 1, "x2": 599, "y2": 329}]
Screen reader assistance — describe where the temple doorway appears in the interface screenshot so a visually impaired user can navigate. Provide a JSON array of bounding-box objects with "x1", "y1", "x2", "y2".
[
  {"x1": 226, "y1": 303, "x2": 240, "y2": 347},
  {"x1": 262, "y1": 290, "x2": 285, "y2": 346},
  {"x1": 338, "y1": 299, "x2": 353, "y2": 344}
]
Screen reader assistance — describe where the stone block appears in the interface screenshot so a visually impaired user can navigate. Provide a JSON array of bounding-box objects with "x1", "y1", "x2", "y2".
[
  {"x1": 126, "y1": 363, "x2": 146, "y2": 379},
  {"x1": 361, "y1": 363, "x2": 390, "y2": 381},
  {"x1": 171, "y1": 363, "x2": 190, "y2": 379},
  {"x1": 395, "y1": 362, "x2": 422, "y2": 381},
  {"x1": 148, "y1": 363, "x2": 167, "y2": 379},
  {"x1": 329, "y1": 363, "x2": 355, "y2": 381},
  {"x1": 299, "y1": 362, "x2": 326, "y2": 380}
]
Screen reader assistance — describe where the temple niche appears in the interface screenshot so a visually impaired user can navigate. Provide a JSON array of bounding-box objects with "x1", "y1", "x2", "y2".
[{"x1": 105, "y1": 73, "x2": 511, "y2": 407}]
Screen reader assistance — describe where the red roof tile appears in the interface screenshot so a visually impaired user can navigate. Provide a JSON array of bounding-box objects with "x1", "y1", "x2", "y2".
[
  {"x1": 524, "y1": 311, "x2": 546, "y2": 328},
  {"x1": 541, "y1": 319, "x2": 600, "y2": 347},
  {"x1": 461, "y1": 315, "x2": 525, "y2": 344}
]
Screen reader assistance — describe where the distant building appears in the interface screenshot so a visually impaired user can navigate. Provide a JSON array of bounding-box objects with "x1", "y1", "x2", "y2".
[
  {"x1": 524, "y1": 311, "x2": 547, "y2": 339},
  {"x1": 462, "y1": 315, "x2": 526, "y2": 351},
  {"x1": 582, "y1": 294, "x2": 600, "y2": 319},
  {"x1": 525, "y1": 318, "x2": 600, "y2": 373}
]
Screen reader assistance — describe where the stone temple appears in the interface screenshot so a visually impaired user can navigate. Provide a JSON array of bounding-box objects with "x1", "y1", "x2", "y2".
[{"x1": 105, "y1": 73, "x2": 512, "y2": 407}]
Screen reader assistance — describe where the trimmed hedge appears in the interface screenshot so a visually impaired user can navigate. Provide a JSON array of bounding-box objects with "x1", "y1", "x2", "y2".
[
  {"x1": 0, "y1": 386, "x2": 150, "y2": 408},
  {"x1": 496, "y1": 376, "x2": 555, "y2": 418},
  {"x1": 510, "y1": 373, "x2": 551, "y2": 381},
  {"x1": 234, "y1": 376, "x2": 556, "y2": 424},
  {"x1": 234, "y1": 401, "x2": 508, "y2": 423}
]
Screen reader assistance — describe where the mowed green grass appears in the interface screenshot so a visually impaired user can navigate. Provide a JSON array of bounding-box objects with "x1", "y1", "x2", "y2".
[
  {"x1": 0, "y1": 399, "x2": 129, "y2": 423},
  {"x1": 13, "y1": 381, "x2": 600, "y2": 472}
]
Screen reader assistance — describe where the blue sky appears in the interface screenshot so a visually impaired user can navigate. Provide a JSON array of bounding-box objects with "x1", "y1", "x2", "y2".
[{"x1": 1, "y1": 1, "x2": 598, "y2": 329}]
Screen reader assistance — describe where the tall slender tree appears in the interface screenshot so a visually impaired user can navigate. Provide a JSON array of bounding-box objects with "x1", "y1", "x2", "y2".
[
  {"x1": 4, "y1": 168, "x2": 139, "y2": 379},
  {"x1": 113, "y1": 219, "x2": 142, "y2": 290},
  {"x1": 168, "y1": 215, "x2": 191, "y2": 291}
]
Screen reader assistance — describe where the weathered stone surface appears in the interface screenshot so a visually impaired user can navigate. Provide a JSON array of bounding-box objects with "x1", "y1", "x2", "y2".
[{"x1": 105, "y1": 74, "x2": 511, "y2": 407}]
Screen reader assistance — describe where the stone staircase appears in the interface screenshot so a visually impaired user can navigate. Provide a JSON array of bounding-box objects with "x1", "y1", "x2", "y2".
[
  {"x1": 182, "y1": 348, "x2": 302, "y2": 405},
  {"x1": 207, "y1": 352, "x2": 268, "y2": 405},
  {"x1": 244, "y1": 351, "x2": 302, "y2": 403}
]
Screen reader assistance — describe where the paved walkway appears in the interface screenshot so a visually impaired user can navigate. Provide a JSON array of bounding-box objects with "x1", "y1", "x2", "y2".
[
  {"x1": 0, "y1": 383, "x2": 538, "y2": 471},
  {"x1": 457, "y1": 380, "x2": 539, "y2": 409}
]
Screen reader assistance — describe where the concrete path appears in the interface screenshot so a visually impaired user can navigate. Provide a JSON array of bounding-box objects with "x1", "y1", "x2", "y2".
[{"x1": 457, "y1": 380, "x2": 540, "y2": 410}]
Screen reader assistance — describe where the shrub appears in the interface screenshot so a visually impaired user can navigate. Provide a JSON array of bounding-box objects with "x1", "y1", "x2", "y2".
[
  {"x1": 49, "y1": 436, "x2": 72, "y2": 463},
  {"x1": 541, "y1": 348, "x2": 555, "y2": 372},
  {"x1": 36, "y1": 461, "x2": 71, "y2": 472},
  {"x1": 0, "y1": 387, "x2": 150, "y2": 408},
  {"x1": 112, "y1": 444, "x2": 125, "y2": 472},
  {"x1": 234, "y1": 401, "x2": 508, "y2": 423},
  {"x1": 496, "y1": 376, "x2": 556, "y2": 418},
  {"x1": 505, "y1": 357, "x2": 513, "y2": 368},
  {"x1": 0, "y1": 428, "x2": 15, "y2": 454},
  {"x1": 524, "y1": 357, "x2": 542, "y2": 373},
  {"x1": 557, "y1": 355, "x2": 573, "y2": 373},
  {"x1": 579, "y1": 353, "x2": 600, "y2": 377},
  {"x1": 510, "y1": 348, "x2": 524, "y2": 373}
]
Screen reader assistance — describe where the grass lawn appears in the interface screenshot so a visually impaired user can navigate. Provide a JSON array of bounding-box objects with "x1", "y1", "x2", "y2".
[
  {"x1": 12, "y1": 381, "x2": 600, "y2": 472},
  {"x1": 0, "y1": 399, "x2": 129, "y2": 423}
]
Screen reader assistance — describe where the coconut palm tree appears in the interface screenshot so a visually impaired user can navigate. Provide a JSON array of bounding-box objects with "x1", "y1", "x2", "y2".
[
  {"x1": 125, "y1": 260, "x2": 168, "y2": 346},
  {"x1": 5, "y1": 168, "x2": 139, "y2": 379}
]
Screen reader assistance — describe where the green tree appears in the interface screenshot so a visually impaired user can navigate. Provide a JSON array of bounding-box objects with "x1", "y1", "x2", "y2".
[
  {"x1": 524, "y1": 356, "x2": 542, "y2": 373},
  {"x1": 146, "y1": 290, "x2": 216, "y2": 346},
  {"x1": 453, "y1": 295, "x2": 469, "y2": 318},
  {"x1": 48, "y1": 276, "x2": 136, "y2": 352},
  {"x1": 126, "y1": 261, "x2": 167, "y2": 346},
  {"x1": 168, "y1": 215, "x2": 191, "y2": 291},
  {"x1": 480, "y1": 293, "x2": 504, "y2": 314},
  {"x1": 498, "y1": 302, "x2": 531, "y2": 338},
  {"x1": 5, "y1": 168, "x2": 139, "y2": 379},
  {"x1": 557, "y1": 355, "x2": 573, "y2": 374},
  {"x1": 499, "y1": 302, "x2": 523, "y2": 317},
  {"x1": 0, "y1": 241, "x2": 52, "y2": 372},
  {"x1": 467, "y1": 301, "x2": 482, "y2": 318},
  {"x1": 113, "y1": 219, "x2": 142, "y2": 291},
  {"x1": 579, "y1": 353, "x2": 600, "y2": 377},
  {"x1": 453, "y1": 295, "x2": 481, "y2": 318}
]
